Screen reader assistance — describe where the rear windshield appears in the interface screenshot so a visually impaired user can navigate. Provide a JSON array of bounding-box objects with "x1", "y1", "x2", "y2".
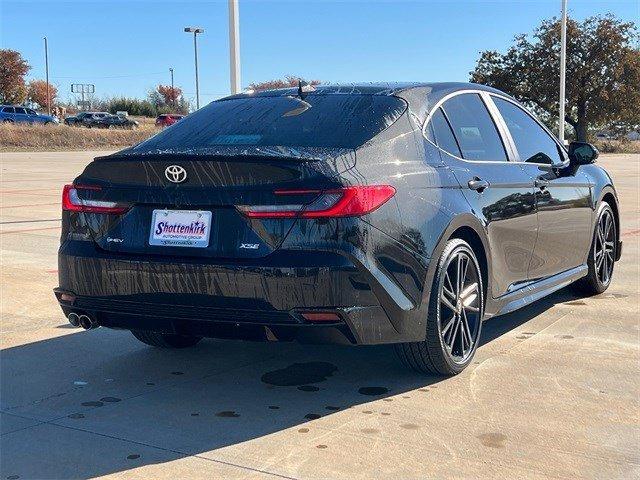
[{"x1": 133, "y1": 94, "x2": 406, "y2": 152}]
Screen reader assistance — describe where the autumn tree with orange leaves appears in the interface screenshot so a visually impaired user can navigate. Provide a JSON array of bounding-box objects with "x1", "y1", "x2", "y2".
[
  {"x1": 0, "y1": 49, "x2": 30, "y2": 104},
  {"x1": 28, "y1": 79, "x2": 58, "y2": 109},
  {"x1": 157, "y1": 84, "x2": 182, "y2": 105}
]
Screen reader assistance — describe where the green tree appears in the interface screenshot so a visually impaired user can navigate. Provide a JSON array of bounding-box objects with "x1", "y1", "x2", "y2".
[
  {"x1": 107, "y1": 97, "x2": 157, "y2": 117},
  {"x1": 470, "y1": 14, "x2": 640, "y2": 141},
  {"x1": 0, "y1": 49, "x2": 30, "y2": 104}
]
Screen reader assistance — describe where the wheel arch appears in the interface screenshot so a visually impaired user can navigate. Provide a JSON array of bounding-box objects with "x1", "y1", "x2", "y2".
[
  {"x1": 449, "y1": 225, "x2": 489, "y2": 306},
  {"x1": 599, "y1": 187, "x2": 621, "y2": 260},
  {"x1": 422, "y1": 213, "x2": 492, "y2": 318}
]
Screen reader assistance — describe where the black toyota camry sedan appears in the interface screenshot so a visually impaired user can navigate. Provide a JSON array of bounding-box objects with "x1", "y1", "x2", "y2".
[{"x1": 55, "y1": 83, "x2": 621, "y2": 375}]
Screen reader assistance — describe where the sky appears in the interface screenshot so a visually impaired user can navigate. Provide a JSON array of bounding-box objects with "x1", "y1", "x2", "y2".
[{"x1": 1, "y1": 0, "x2": 638, "y2": 106}]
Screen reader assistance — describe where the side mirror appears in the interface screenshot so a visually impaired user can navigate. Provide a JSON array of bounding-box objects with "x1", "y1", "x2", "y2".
[{"x1": 568, "y1": 142, "x2": 599, "y2": 166}]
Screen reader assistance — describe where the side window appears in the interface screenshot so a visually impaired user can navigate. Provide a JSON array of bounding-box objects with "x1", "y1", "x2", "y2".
[
  {"x1": 441, "y1": 93, "x2": 507, "y2": 161},
  {"x1": 14, "y1": 107, "x2": 26, "y2": 114},
  {"x1": 428, "y1": 108, "x2": 462, "y2": 158},
  {"x1": 26, "y1": 109, "x2": 36, "y2": 115},
  {"x1": 493, "y1": 97, "x2": 563, "y2": 165},
  {"x1": 2, "y1": 107, "x2": 14, "y2": 113}
]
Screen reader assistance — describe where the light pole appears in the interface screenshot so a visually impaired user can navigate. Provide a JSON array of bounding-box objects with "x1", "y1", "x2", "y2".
[
  {"x1": 228, "y1": 0, "x2": 241, "y2": 94},
  {"x1": 184, "y1": 27, "x2": 204, "y2": 110},
  {"x1": 169, "y1": 67, "x2": 175, "y2": 110},
  {"x1": 558, "y1": 0, "x2": 568, "y2": 143},
  {"x1": 43, "y1": 37, "x2": 50, "y2": 116}
]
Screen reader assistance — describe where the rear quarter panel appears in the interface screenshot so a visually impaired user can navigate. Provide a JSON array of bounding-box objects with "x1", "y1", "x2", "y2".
[{"x1": 336, "y1": 112, "x2": 475, "y2": 341}]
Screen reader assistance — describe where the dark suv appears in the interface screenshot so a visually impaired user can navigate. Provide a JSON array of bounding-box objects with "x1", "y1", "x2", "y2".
[{"x1": 55, "y1": 83, "x2": 621, "y2": 375}]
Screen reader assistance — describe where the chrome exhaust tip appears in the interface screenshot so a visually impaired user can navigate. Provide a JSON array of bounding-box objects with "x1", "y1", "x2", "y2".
[
  {"x1": 78, "y1": 314, "x2": 98, "y2": 330},
  {"x1": 68, "y1": 312, "x2": 80, "y2": 327}
]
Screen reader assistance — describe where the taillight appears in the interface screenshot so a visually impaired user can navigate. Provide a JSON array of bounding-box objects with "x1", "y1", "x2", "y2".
[
  {"x1": 237, "y1": 185, "x2": 396, "y2": 219},
  {"x1": 62, "y1": 184, "x2": 130, "y2": 214}
]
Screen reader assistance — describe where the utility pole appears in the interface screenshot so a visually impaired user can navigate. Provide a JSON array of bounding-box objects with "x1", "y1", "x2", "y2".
[
  {"x1": 44, "y1": 37, "x2": 51, "y2": 116},
  {"x1": 184, "y1": 27, "x2": 204, "y2": 110},
  {"x1": 169, "y1": 67, "x2": 175, "y2": 110},
  {"x1": 558, "y1": 0, "x2": 568, "y2": 143},
  {"x1": 229, "y1": 0, "x2": 241, "y2": 94}
]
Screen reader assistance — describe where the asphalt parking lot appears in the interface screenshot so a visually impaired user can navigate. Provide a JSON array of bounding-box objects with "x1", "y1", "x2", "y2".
[{"x1": 1, "y1": 151, "x2": 638, "y2": 479}]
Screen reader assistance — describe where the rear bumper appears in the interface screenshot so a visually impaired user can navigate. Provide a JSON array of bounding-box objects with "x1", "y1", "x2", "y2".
[{"x1": 56, "y1": 240, "x2": 414, "y2": 345}]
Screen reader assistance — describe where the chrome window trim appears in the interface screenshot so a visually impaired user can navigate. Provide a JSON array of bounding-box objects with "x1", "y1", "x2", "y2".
[
  {"x1": 485, "y1": 93, "x2": 570, "y2": 169},
  {"x1": 479, "y1": 91, "x2": 519, "y2": 161},
  {"x1": 421, "y1": 89, "x2": 518, "y2": 165}
]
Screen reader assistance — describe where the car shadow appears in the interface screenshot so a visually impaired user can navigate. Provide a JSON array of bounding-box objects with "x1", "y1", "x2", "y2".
[{"x1": 1, "y1": 286, "x2": 582, "y2": 479}]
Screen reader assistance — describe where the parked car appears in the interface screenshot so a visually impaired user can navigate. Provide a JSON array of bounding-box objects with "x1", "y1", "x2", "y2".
[
  {"x1": 55, "y1": 83, "x2": 621, "y2": 375},
  {"x1": 595, "y1": 132, "x2": 613, "y2": 140},
  {"x1": 155, "y1": 114, "x2": 185, "y2": 127},
  {"x1": 103, "y1": 115, "x2": 139, "y2": 130},
  {"x1": 0, "y1": 105, "x2": 58, "y2": 125},
  {"x1": 64, "y1": 112, "x2": 110, "y2": 127}
]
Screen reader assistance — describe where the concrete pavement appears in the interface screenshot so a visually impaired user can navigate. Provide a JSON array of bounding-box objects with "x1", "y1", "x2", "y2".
[{"x1": 1, "y1": 151, "x2": 638, "y2": 479}]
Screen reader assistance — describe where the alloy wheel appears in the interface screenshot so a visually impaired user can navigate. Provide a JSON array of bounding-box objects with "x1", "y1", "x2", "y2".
[
  {"x1": 439, "y1": 250, "x2": 482, "y2": 363},
  {"x1": 594, "y1": 209, "x2": 615, "y2": 285}
]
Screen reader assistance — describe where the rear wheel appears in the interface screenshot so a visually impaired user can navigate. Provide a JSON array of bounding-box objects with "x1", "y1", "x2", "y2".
[
  {"x1": 395, "y1": 239, "x2": 484, "y2": 375},
  {"x1": 131, "y1": 330, "x2": 202, "y2": 348},
  {"x1": 575, "y1": 202, "x2": 617, "y2": 295}
]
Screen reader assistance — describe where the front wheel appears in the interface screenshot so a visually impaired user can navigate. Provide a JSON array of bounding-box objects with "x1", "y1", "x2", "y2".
[
  {"x1": 131, "y1": 330, "x2": 202, "y2": 348},
  {"x1": 395, "y1": 239, "x2": 484, "y2": 375},
  {"x1": 574, "y1": 202, "x2": 617, "y2": 295}
]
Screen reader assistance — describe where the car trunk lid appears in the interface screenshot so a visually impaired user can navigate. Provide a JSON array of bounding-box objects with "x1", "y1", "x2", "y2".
[{"x1": 72, "y1": 148, "x2": 355, "y2": 259}]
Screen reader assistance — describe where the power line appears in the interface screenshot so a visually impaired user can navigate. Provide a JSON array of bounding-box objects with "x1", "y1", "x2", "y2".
[{"x1": 52, "y1": 71, "x2": 166, "y2": 80}]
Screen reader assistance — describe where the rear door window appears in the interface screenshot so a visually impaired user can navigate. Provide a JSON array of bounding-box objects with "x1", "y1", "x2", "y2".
[
  {"x1": 493, "y1": 97, "x2": 564, "y2": 165},
  {"x1": 132, "y1": 94, "x2": 407, "y2": 152},
  {"x1": 428, "y1": 108, "x2": 462, "y2": 158},
  {"x1": 2, "y1": 107, "x2": 14, "y2": 113},
  {"x1": 14, "y1": 107, "x2": 26, "y2": 115},
  {"x1": 441, "y1": 93, "x2": 507, "y2": 161}
]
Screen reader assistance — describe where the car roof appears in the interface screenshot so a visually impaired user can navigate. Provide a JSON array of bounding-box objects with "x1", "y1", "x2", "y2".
[
  {"x1": 223, "y1": 82, "x2": 507, "y2": 98},
  {"x1": 220, "y1": 82, "x2": 515, "y2": 124}
]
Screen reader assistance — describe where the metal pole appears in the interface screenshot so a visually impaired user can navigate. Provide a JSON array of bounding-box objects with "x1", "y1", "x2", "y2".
[
  {"x1": 229, "y1": 0, "x2": 241, "y2": 94},
  {"x1": 169, "y1": 68, "x2": 175, "y2": 110},
  {"x1": 193, "y1": 32, "x2": 200, "y2": 109},
  {"x1": 558, "y1": 0, "x2": 568, "y2": 143},
  {"x1": 44, "y1": 37, "x2": 50, "y2": 116}
]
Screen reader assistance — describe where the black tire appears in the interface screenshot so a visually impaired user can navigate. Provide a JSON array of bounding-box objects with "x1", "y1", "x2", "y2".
[
  {"x1": 2, "y1": 119, "x2": 14, "y2": 124},
  {"x1": 574, "y1": 202, "x2": 617, "y2": 295},
  {"x1": 131, "y1": 330, "x2": 202, "y2": 348},
  {"x1": 395, "y1": 238, "x2": 484, "y2": 376}
]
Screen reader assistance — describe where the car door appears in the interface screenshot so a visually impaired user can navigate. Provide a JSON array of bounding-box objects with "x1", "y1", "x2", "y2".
[
  {"x1": 428, "y1": 92, "x2": 538, "y2": 298},
  {"x1": 25, "y1": 108, "x2": 40, "y2": 123},
  {"x1": 1, "y1": 106, "x2": 15, "y2": 121},
  {"x1": 13, "y1": 107, "x2": 29, "y2": 123},
  {"x1": 490, "y1": 95, "x2": 592, "y2": 280}
]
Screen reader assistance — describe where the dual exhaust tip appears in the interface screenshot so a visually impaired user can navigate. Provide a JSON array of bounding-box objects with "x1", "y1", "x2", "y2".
[{"x1": 67, "y1": 312, "x2": 99, "y2": 330}]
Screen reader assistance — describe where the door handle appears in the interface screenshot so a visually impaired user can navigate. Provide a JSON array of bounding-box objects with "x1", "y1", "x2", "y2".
[
  {"x1": 468, "y1": 178, "x2": 489, "y2": 192},
  {"x1": 535, "y1": 178, "x2": 550, "y2": 190}
]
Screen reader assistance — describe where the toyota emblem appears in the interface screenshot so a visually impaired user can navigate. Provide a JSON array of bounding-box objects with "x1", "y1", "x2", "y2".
[{"x1": 164, "y1": 165, "x2": 187, "y2": 183}]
